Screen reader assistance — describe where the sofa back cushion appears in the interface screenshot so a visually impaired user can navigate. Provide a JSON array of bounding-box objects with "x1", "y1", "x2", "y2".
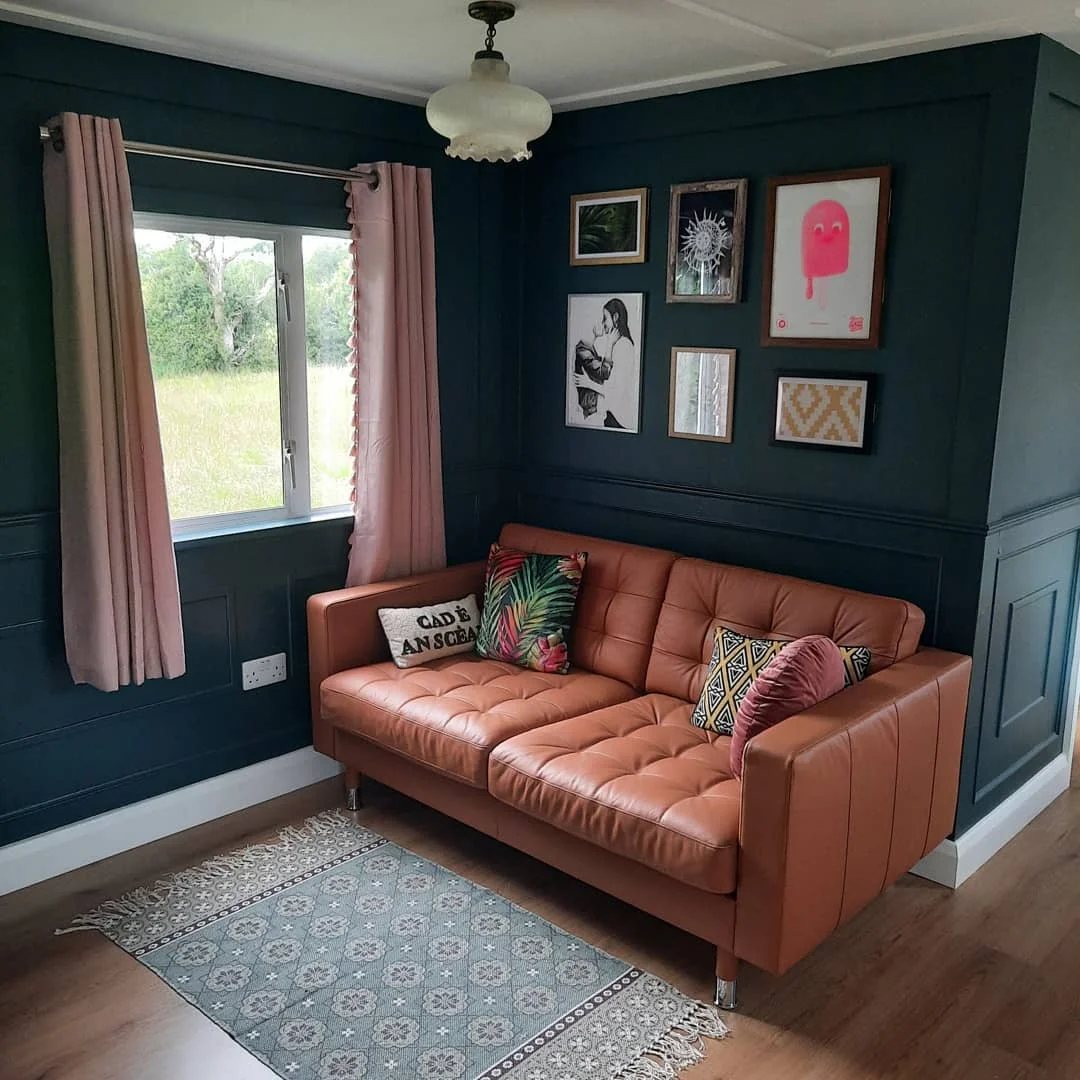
[
  {"x1": 646, "y1": 557, "x2": 925, "y2": 704},
  {"x1": 499, "y1": 524, "x2": 677, "y2": 690}
]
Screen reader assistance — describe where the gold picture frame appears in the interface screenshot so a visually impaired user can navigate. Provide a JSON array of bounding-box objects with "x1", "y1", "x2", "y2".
[
  {"x1": 668, "y1": 347, "x2": 736, "y2": 444},
  {"x1": 570, "y1": 187, "x2": 648, "y2": 266}
]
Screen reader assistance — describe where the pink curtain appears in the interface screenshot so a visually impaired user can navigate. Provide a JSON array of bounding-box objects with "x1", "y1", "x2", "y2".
[
  {"x1": 345, "y1": 163, "x2": 446, "y2": 586},
  {"x1": 42, "y1": 113, "x2": 185, "y2": 691}
]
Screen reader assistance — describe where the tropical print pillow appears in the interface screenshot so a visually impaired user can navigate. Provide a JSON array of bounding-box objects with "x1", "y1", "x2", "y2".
[{"x1": 475, "y1": 544, "x2": 587, "y2": 674}]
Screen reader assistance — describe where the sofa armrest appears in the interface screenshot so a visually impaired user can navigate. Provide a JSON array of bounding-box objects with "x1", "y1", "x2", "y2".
[
  {"x1": 307, "y1": 561, "x2": 486, "y2": 753},
  {"x1": 735, "y1": 647, "x2": 971, "y2": 975}
]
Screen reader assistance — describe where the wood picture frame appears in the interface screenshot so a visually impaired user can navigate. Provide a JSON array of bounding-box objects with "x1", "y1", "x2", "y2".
[
  {"x1": 570, "y1": 188, "x2": 648, "y2": 266},
  {"x1": 771, "y1": 371, "x2": 878, "y2": 453},
  {"x1": 668, "y1": 347, "x2": 736, "y2": 444},
  {"x1": 761, "y1": 166, "x2": 891, "y2": 348},
  {"x1": 666, "y1": 179, "x2": 748, "y2": 303}
]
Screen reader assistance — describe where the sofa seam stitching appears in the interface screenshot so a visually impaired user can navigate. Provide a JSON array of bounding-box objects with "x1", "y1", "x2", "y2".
[
  {"x1": 881, "y1": 700, "x2": 902, "y2": 891},
  {"x1": 837, "y1": 728, "x2": 854, "y2": 931},
  {"x1": 921, "y1": 674, "x2": 943, "y2": 857}
]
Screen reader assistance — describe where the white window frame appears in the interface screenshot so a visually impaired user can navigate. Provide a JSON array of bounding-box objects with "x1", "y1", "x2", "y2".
[{"x1": 134, "y1": 212, "x2": 352, "y2": 536}]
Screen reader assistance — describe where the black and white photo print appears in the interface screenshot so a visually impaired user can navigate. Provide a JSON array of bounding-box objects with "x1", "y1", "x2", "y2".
[{"x1": 565, "y1": 293, "x2": 644, "y2": 433}]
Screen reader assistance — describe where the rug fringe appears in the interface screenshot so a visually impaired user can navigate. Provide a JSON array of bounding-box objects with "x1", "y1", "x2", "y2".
[
  {"x1": 615, "y1": 1001, "x2": 729, "y2": 1079},
  {"x1": 56, "y1": 808, "x2": 361, "y2": 935}
]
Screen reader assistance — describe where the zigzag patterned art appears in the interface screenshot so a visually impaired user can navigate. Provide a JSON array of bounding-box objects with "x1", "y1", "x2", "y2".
[{"x1": 774, "y1": 374, "x2": 873, "y2": 450}]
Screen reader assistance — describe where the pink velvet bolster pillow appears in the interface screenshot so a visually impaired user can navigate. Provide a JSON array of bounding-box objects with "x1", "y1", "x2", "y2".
[{"x1": 730, "y1": 634, "x2": 846, "y2": 779}]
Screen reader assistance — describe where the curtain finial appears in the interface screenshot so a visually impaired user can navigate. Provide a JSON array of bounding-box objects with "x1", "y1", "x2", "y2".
[{"x1": 39, "y1": 122, "x2": 65, "y2": 153}]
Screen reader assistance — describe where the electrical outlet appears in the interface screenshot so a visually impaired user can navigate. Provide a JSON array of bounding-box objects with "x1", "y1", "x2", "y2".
[{"x1": 242, "y1": 652, "x2": 288, "y2": 691}]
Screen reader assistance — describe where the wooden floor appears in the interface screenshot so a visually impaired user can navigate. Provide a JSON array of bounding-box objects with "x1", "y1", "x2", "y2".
[{"x1": 2, "y1": 755, "x2": 1079, "y2": 1080}]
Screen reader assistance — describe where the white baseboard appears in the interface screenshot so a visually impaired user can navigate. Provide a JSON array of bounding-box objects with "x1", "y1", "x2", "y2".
[
  {"x1": 0, "y1": 747, "x2": 343, "y2": 897},
  {"x1": 911, "y1": 754, "x2": 1071, "y2": 888}
]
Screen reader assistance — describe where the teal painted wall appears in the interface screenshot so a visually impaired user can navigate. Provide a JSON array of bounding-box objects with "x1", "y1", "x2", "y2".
[
  {"x1": 964, "y1": 38, "x2": 1080, "y2": 826},
  {"x1": 509, "y1": 37, "x2": 1079, "y2": 835},
  {"x1": 0, "y1": 22, "x2": 510, "y2": 845},
  {"x1": 3, "y1": 21, "x2": 1078, "y2": 848}
]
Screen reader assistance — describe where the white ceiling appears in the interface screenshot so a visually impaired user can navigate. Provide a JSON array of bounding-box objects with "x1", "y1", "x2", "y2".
[{"x1": 4, "y1": 0, "x2": 1080, "y2": 110}]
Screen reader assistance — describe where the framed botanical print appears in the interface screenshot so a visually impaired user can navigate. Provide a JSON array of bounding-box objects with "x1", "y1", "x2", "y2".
[
  {"x1": 668, "y1": 347, "x2": 736, "y2": 443},
  {"x1": 761, "y1": 166, "x2": 891, "y2": 347},
  {"x1": 565, "y1": 293, "x2": 644, "y2": 433},
  {"x1": 570, "y1": 188, "x2": 648, "y2": 266},
  {"x1": 667, "y1": 179, "x2": 748, "y2": 303},
  {"x1": 772, "y1": 372, "x2": 878, "y2": 453}
]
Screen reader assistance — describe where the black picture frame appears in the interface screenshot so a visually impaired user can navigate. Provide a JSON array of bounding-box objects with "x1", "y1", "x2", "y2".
[{"x1": 770, "y1": 370, "x2": 879, "y2": 454}]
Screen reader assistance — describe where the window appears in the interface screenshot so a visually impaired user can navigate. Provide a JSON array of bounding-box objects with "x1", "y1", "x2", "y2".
[{"x1": 134, "y1": 214, "x2": 353, "y2": 533}]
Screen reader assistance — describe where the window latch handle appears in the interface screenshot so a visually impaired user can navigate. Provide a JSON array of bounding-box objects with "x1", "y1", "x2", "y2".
[
  {"x1": 278, "y1": 272, "x2": 292, "y2": 322},
  {"x1": 283, "y1": 439, "x2": 297, "y2": 490}
]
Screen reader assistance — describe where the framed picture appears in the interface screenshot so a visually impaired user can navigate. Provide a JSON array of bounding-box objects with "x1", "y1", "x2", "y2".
[
  {"x1": 668, "y1": 347, "x2": 736, "y2": 443},
  {"x1": 565, "y1": 293, "x2": 644, "y2": 433},
  {"x1": 762, "y1": 166, "x2": 891, "y2": 347},
  {"x1": 772, "y1": 372, "x2": 878, "y2": 453},
  {"x1": 666, "y1": 179, "x2": 748, "y2": 303},
  {"x1": 570, "y1": 188, "x2": 648, "y2": 266}
]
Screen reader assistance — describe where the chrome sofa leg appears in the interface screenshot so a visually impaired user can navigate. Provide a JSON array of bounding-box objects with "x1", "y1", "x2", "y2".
[
  {"x1": 715, "y1": 977, "x2": 737, "y2": 1010},
  {"x1": 345, "y1": 768, "x2": 363, "y2": 811}
]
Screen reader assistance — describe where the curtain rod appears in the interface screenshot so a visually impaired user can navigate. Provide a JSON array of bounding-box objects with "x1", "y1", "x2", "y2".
[{"x1": 38, "y1": 124, "x2": 379, "y2": 189}]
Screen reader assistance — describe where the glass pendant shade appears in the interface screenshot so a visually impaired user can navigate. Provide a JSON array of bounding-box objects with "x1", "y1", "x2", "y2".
[{"x1": 426, "y1": 55, "x2": 552, "y2": 162}]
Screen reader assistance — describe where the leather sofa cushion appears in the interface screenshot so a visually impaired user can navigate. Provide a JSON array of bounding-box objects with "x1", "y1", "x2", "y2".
[
  {"x1": 488, "y1": 694, "x2": 740, "y2": 894},
  {"x1": 499, "y1": 523, "x2": 676, "y2": 691},
  {"x1": 321, "y1": 656, "x2": 636, "y2": 788},
  {"x1": 646, "y1": 557, "x2": 925, "y2": 705}
]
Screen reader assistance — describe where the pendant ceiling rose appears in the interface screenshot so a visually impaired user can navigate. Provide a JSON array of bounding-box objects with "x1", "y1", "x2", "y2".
[{"x1": 426, "y1": 1, "x2": 552, "y2": 164}]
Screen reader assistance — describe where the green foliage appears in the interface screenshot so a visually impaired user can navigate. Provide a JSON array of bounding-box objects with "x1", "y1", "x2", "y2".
[
  {"x1": 138, "y1": 236, "x2": 278, "y2": 375},
  {"x1": 137, "y1": 232, "x2": 353, "y2": 376},
  {"x1": 577, "y1": 202, "x2": 638, "y2": 255},
  {"x1": 139, "y1": 241, "x2": 220, "y2": 374},
  {"x1": 304, "y1": 243, "x2": 352, "y2": 367}
]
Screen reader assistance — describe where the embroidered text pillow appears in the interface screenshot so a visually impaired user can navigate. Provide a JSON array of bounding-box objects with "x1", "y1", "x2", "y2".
[
  {"x1": 378, "y1": 594, "x2": 480, "y2": 669},
  {"x1": 475, "y1": 544, "x2": 586, "y2": 674}
]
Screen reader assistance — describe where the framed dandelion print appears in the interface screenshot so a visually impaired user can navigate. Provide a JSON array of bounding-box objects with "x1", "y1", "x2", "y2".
[
  {"x1": 570, "y1": 188, "x2": 648, "y2": 266},
  {"x1": 666, "y1": 179, "x2": 748, "y2": 303},
  {"x1": 772, "y1": 372, "x2": 877, "y2": 453},
  {"x1": 762, "y1": 166, "x2": 891, "y2": 348},
  {"x1": 669, "y1": 347, "x2": 736, "y2": 443}
]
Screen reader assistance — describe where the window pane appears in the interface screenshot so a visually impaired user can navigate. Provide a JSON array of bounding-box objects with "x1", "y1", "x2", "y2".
[
  {"x1": 303, "y1": 235, "x2": 353, "y2": 510},
  {"x1": 135, "y1": 228, "x2": 283, "y2": 521}
]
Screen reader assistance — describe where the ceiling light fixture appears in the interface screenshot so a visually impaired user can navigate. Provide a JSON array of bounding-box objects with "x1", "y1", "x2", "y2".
[{"x1": 426, "y1": 1, "x2": 552, "y2": 163}]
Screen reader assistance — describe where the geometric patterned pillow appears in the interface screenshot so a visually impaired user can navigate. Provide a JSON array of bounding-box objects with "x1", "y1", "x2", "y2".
[
  {"x1": 689, "y1": 627, "x2": 787, "y2": 736},
  {"x1": 689, "y1": 629, "x2": 874, "y2": 736},
  {"x1": 840, "y1": 644, "x2": 872, "y2": 687},
  {"x1": 475, "y1": 544, "x2": 587, "y2": 675}
]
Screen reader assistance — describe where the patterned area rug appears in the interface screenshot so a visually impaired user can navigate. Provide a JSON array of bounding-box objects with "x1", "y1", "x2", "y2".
[{"x1": 61, "y1": 810, "x2": 727, "y2": 1080}]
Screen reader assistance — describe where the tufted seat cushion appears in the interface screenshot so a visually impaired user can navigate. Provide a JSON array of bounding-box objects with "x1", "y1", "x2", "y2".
[
  {"x1": 488, "y1": 694, "x2": 741, "y2": 894},
  {"x1": 321, "y1": 655, "x2": 636, "y2": 788}
]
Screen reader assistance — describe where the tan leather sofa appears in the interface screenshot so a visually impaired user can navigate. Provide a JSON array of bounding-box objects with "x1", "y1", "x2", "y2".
[{"x1": 308, "y1": 523, "x2": 971, "y2": 1007}]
